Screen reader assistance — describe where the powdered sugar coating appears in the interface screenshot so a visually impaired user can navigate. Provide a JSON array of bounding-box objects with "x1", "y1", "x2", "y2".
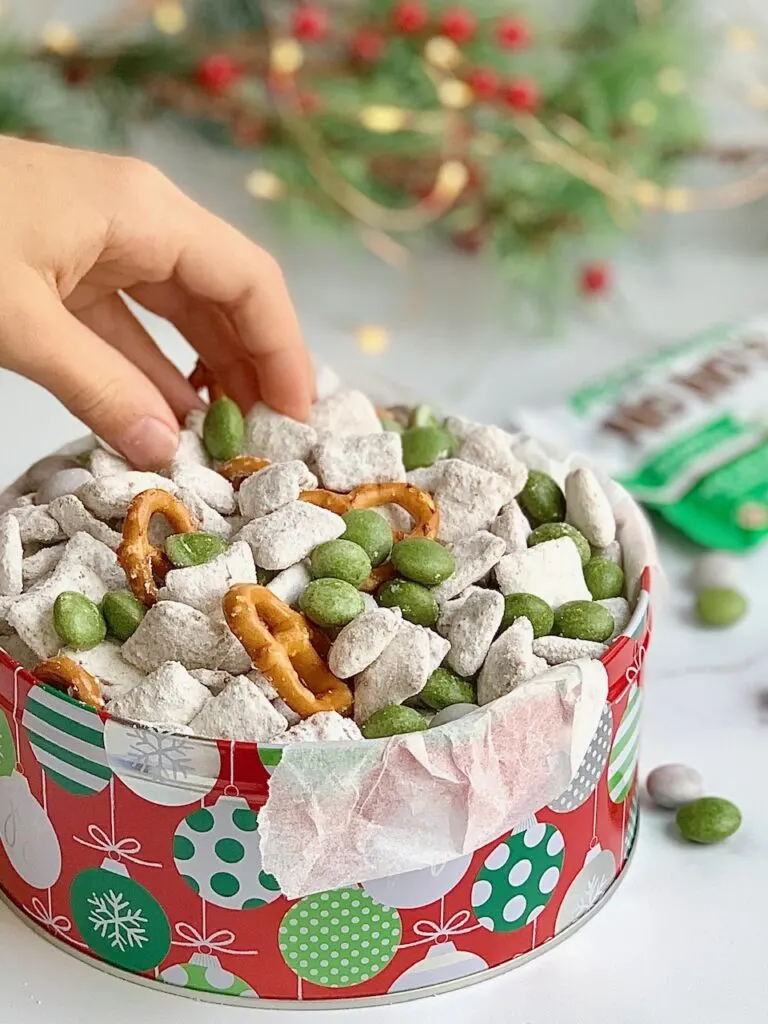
[{"x1": 237, "y1": 501, "x2": 345, "y2": 571}]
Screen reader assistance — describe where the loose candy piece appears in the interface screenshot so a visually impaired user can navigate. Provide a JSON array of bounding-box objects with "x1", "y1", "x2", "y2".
[
  {"x1": 500, "y1": 592, "x2": 554, "y2": 638},
  {"x1": 203, "y1": 397, "x2": 245, "y2": 461},
  {"x1": 646, "y1": 764, "x2": 704, "y2": 810},
  {"x1": 166, "y1": 532, "x2": 227, "y2": 568},
  {"x1": 495, "y1": 537, "x2": 591, "y2": 608},
  {"x1": 377, "y1": 579, "x2": 438, "y2": 627},
  {"x1": 419, "y1": 668, "x2": 474, "y2": 710},
  {"x1": 429, "y1": 702, "x2": 478, "y2": 728},
  {"x1": 310, "y1": 540, "x2": 372, "y2": 588},
  {"x1": 565, "y1": 467, "x2": 616, "y2": 548},
  {"x1": 314, "y1": 433, "x2": 406, "y2": 492},
  {"x1": 361, "y1": 705, "x2": 428, "y2": 739},
  {"x1": 101, "y1": 591, "x2": 146, "y2": 641},
  {"x1": 53, "y1": 592, "x2": 106, "y2": 651},
  {"x1": 691, "y1": 551, "x2": 740, "y2": 592},
  {"x1": 299, "y1": 578, "x2": 365, "y2": 628},
  {"x1": 341, "y1": 509, "x2": 393, "y2": 567},
  {"x1": 695, "y1": 587, "x2": 748, "y2": 628},
  {"x1": 390, "y1": 537, "x2": 455, "y2": 586},
  {"x1": 518, "y1": 470, "x2": 566, "y2": 526},
  {"x1": 401, "y1": 426, "x2": 455, "y2": 471},
  {"x1": 676, "y1": 797, "x2": 741, "y2": 844},
  {"x1": 33, "y1": 655, "x2": 103, "y2": 710},
  {"x1": 328, "y1": 607, "x2": 401, "y2": 679},
  {"x1": 528, "y1": 522, "x2": 591, "y2": 566},
  {"x1": 552, "y1": 601, "x2": 614, "y2": 643},
  {"x1": 584, "y1": 557, "x2": 625, "y2": 600}
]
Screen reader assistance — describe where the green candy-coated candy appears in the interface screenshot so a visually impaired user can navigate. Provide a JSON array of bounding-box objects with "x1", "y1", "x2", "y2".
[
  {"x1": 310, "y1": 539, "x2": 372, "y2": 588},
  {"x1": 584, "y1": 557, "x2": 625, "y2": 600},
  {"x1": 420, "y1": 668, "x2": 475, "y2": 711},
  {"x1": 401, "y1": 426, "x2": 455, "y2": 471},
  {"x1": 676, "y1": 797, "x2": 742, "y2": 844},
  {"x1": 165, "y1": 532, "x2": 227, "y2": 568},
  {"x1": 53, "y1": 592, "x2": 106, "y2": 651},
  {"x1": 299, "y1": 578, "x2": 365, "y2": 628},
  {"x1": 552, "y1": 600, "x2": 614, "y2": 642},
  {"x1": 528, "y1": 522, "x2": 591, "y2": 566},
  {"x1": 341, "y1": 509, "x2": 393, "y2": 567},
  {"x1": 203, "y1": 397, "x2": 245, "y2": 461},
  {"x1": 377, "y1": 579, "x2": 438, "y2": 627},
  {"x1": 361, "y1": 705, "x2": 429, "y2": 739},
  {"x1": 101, "y1": 590, "x2": 146, "y2": 641},
  {"x1": 379, "y1": 416, "x2": 404, "y2": 434},
  {"x1": 390, "y1": 538, "x2": 455, "y2": 586},
  {"x1": 518, "y1": 470, "x2": 566, "y2": 526},
  {"x1": 695, "y1": 587, "x2": 748, "y2": 628},
  {"x1": 501, "y1": 593, "x2": 554, "y2": 638},
  {"x1": 409, "y1": 404, "x2": 439, "y2": 429}
]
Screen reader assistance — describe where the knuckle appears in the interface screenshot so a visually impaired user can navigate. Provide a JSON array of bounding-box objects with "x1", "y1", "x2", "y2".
[{"x1": 114, "y1": 156, "x2": 169, "y2": 197}]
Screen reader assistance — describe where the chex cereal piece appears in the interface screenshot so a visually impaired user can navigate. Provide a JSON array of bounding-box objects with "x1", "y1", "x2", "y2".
[
  {"x1": 408, "y1": 460, "x2": 515, "y2": 542},
  {"x1": 7, "y1": 561, "x2": 107, "y2": 659},
  {"x1": 171, "y1": 464, "x2": 236, "y2": 515},
  {"x1": 373, "y1": 503, "x2": 413, "y2": 533},
  {"x1": 354, "y1": 620, "x2": 432, "y2": 725},
  {"x1": 533, "y1": 636, "x2": 609, "y2": 665},
  {"x1": 436, "y1": 586, "x2": 483, "y2": 633},
  {"x1": 22, "y1": 543, "x2": 66, "y2": 585},
  {"x1": 477, "y1": 618, "x2": 547, "y2": 705},
  {"x1": 491, "y1": 501, "x2": 531, "y2": 553},
  {"x1": 432, "y1": 531, "x2": 506, "y2": 603},
  {"x1": 425, "y1": 627, "x2": 451, "y2": 672},
  {"x1": 237, "y1": 501, "x2": 345, "y2": 571},
  {"x1": 189, "y1": 676, "x2": 287, "y2": 742},
  {"x1": 406, "y1": 464, "x2": 445, "y2": 492},
  {"x1": 314, "y1": 434, "x2": 405, "y2": 493},
  {"x1": 25, "y1": 453, "x2": 81, "y2": 491},
  {"x1": 176, "y1": 487, "x2": 232, "y2": 541},
  {"x1": 309, "y1": 389, "x2": 382, "y2": 439},
  {"x1": 163, "y1": 541, "x2": 258, "y2": 614},
  {"x1": 283, "y1": 710, "x2": 363, "y2": 743},
  {"x1": 190, "y1": 669, "x2": 233, "y2": 695},
  {"x1": 315, "y1": 364, "x2": 341, "y2": 400},
  {"x1": 328, "y1": 607, "x2": 401, "y2": 678},
  {"x1": 0, "y1": 596, "x2": 14, "y2": 633},
  {"x1": 77, "y1": 473, "x2": 178, "y2": 520},
  {"x1": 36, "y1": 468, "x2": 94, "y2": 505},
  {"x1": 443, "y1": 415, "x2": 479, "y2": 443},
  {"x1": 598, "y1": 597, "x2": 631, "y2": 640},
  {"x1": 266, "y1": 562, "x2": 311, "y2": 607},
  {"x1": 495, "y1": 537, "x2": 591, "y2": 608},
  {"x1": 245, "y1": 402, "x2": 317, "y2": 463},
  {"x1": 0, "y1": 515, "x2": 23, "y2": 596},
  {"x1": 361, "y1": 592, "x2": 378, "y2": 613},
  {"x1": 171, "y1": 429, "x2": 211, "y2": 469},
  {"x1": 61, "y1": 640, "x2": 145, "y2": 700},
  {"x1": 8, "y1": 504, "x2": 65, "y2": 545},
  {"x1": 565, "y1": 468, "x2": 616, "y2": 548},
  {"x1": 238, "y1": 461, "x2": 318, "y2": 519},
  {"x1": 273, "y1": 696, "x2": 302, "y2": 727},
  {"x1": 247, "y1": 668, "x2": 280, "y2": 701},
  {"x1": 443, "y1": 588, "x2": 504, "y2": 677},
  {"x1": 109, "y1": 661, "x2": 210, "y2": 726},
  {"x1": 0, "y1": 633, "x2": 38, "y2": 669},
  {"x1": 48, "y1": 495, "x2": 122, "y2": 550},
  {"x1": 184, "y1": 408, "x2": 206, "y2": 438},
  {"x1": 121, "y1": 601, "x2": 251, "y2": 674},
  {"x1": 58, "y1": 532, "x2": 127, "y2": 591},
  {"x1": 90, "y1": 447, "x2": 131, "y2": 477},
  {"x1": 457, "y1": 425, "x2": 528, "y2": 493}
]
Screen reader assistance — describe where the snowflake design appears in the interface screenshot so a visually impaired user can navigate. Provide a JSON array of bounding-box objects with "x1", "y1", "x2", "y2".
[
  {"x1": 127, "y1": 730, "x2": 194, "y2": 782},
  {"x1": 87, "y1": 889, "x2": 149, "y2": 952},
  {"x1": 572, "y1": 873, "x2": 611, "y2": 919}
]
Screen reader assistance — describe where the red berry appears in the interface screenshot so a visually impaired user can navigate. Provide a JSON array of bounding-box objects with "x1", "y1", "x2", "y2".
[
  {"x1": 497, "y1": 16, "x2": 530, "y2": 50},
  {"x1": 439, "y1": 7, "x2": 476, "y2": 43},
  {"x1": 466, "y1": 66, "x2": 499, "y2": 101},
  {"x1": 580, "y1": 262, "x2": 611, "y2": 296},
  {"x1": 392, "y1": 1, "x2": 429, "y2": 34},
  {"x1": 350, "y1": 27, "x2": 387, "y2": 63},
  {"x1": 291, "y1": 3, "x2": 329, "y2": 42},
  {"x1": 196, "y1": 54, "x2": 242, "y2": 95},
  {"x1": 501, "y1": 77, "x2": 540, "y2": 112}
]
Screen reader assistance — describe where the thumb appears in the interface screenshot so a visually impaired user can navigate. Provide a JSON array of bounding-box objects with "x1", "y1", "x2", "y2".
[{"x1": 1, "y1": 279, "x2": 179, "y2": 469}]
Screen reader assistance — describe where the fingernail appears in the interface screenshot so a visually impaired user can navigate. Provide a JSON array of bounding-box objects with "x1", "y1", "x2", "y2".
[{"x1": 120, "y1": 417, "x2": 179, "y2": 470}]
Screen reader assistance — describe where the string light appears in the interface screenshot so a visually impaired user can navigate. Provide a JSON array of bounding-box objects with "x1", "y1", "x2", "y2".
[
  {"x1": 437, "y1": 79, "x2": 472, "y2": 109},
  {"x1": 270, "y1": 38, "x2": 304, "y2": 75},
  {"x1": 424, "y1": 36, "x2": 462, "y2": 70},
  {"x1": 41, "y1": 21, "x2": 78, "y2": 55},
  {"x1": 358, "y1": 106, "x2": 408, "y2": 133},
  {"x1": 745, "y1": 81, "x2": 768, "y2": 109},
  {"x1": 245, "y1": 169, "x2": 285, "y2": 200},
  {"x1": 657, "y1": 67, "x2": 686, "y2": 95},
  {"x1": 152, "y1": 0, "x2": 187, "y2": 35},
  {"x1": 355, "y1": 324, "x2": 390, "y2": 355},
  {"x1": 726, "y1": 26, "x2": 758, "y2": 52},
  {"x1": 629, "y1": 100, "x2": 658, "y2": 126},
  {"x1": 662, "y1": 187, "x2": 689, "y2": 212}
]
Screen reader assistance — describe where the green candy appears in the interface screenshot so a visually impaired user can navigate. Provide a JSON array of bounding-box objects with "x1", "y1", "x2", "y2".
[
  {"x1": 420, "y1": 668, "x2": 475, "y2": 711},
  {"x1": 299, "y1": 578, "x2": 365, "y2": 628},
  {"x1": 409, "y1": 404, "x2": 439, "y2": 429},
  {"x1": 53, "y1": 592, "x2": 106, "y2": 650},
  {"x1": 528, "y1": 522, "x2": 591, "y2": 566},
  {"x1": 390, "y1": 538, "x2": 455, "y2": 586},
  {"x1": 518, "y1": 470, "x2": 566, "y2": 526},
  {"x1": 310, "y1": 539, "x2": 372, "y2": 588},
  {"x1": 695, "y1": 587, "x2": 748, "y2": 628},
  {"x1": 203, "y1": 397, "x2": 245, "y2": 461},
  {"x1": 552, "y1": 600, "x2": 614, "y2": 643},
  {"x1": 361, "y1": 705, "x2": 429, "y2": 739},
  {"x1": 341, "y1": 509, "x2": 393, "y2": 567},
  {"x1": 584, "y1": 557, "x2": 625, "y2": 600},
  {"x1": 165, "y1": 532, "x2": 227, "y2": 568},
  {"x1": 377, "y1": 579, "x2": 438, "y2": 627},
  {"x1": 379, "y1": 416, "x2": 404, "y2": 434},
  {"x1": 501, "y1": 593, "x2": 554, "y2": 638},
  {"x1": 676, "y1": 797, "x2": 742, "y2": 844},
  {"x1": 101, "y1": 590, "x2": 146, "y2": 641},
  {"x1": 401, "y1": 426, "x2": 455, "y2": 471}
]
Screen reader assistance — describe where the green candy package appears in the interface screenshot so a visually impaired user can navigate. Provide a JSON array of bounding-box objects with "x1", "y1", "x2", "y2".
[{"x1": 516, "y1": 320, "x2": 768, "y2": 551}]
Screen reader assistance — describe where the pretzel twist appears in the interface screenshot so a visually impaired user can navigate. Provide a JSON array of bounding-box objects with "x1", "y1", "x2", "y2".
[
  {"x1": 34, "y1": 656, "x2": 103, "y2": 710},
  {"x1": 217, "y1": 455, "x2": 272, "y2": 490},
  {"x1": 189, "y1": 359, "x2": 225, "y2": 402},
  {"x1": 223, "y1": 584, "x2": 353, "y2": 719},
  {"x1": 117, "y1": 489, "x2": 199, "y2": 606}
]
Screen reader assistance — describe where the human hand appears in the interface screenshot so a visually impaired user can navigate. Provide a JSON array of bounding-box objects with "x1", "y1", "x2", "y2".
[{"x1": 0, "y1": 137, "x2": 313, "y2": 469}]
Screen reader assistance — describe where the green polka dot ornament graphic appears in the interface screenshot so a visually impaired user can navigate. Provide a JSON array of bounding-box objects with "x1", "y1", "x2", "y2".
[
  {"x1": 279, "y1": 888, "x2": 401, "y2": 988},
  {"x1": 624, "y1": 790, "x2": 640, "y2": 861},
  {"x1": 22, "y1": 684, "x2": 112, "y2": 796},
  {"x1": 173, "y1": 795, "x2": 281, "y2": 911},
  {"x1": 607, "y1": 684, "x2": 641, "y2": 804},
  {"x1": 0, "y1": 771, "x2": 61, "y2": 888},
  {"x1": 161, "y1": 953, "x2": 257, "y2": 997},
  {"x1": 471, "y1": 821, "x2": 565, "y2": 932},
  {"x1": 0, "y1": 708, "x2": 15, "y2": 777},
  {"x1": 549, "y1": 703, "x2": 612, "y2": 813},
  {"x1": 70, "y1": 859, "x2": 171, "y2": 973},
  {"x1": 388, "y1": 942, "x2": 488, "y2": 993},
  {"x1": 555, "y1": 843, "x2": 616, "y2": 934}
]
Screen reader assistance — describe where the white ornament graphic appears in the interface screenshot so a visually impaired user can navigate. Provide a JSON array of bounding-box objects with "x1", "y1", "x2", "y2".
[
  {"x1": 363, "y1": 854, "x2": 472, "y2": 909},
  {"x1": 0, "y1": 772, "x2": 61, "y2": 889},
  {"x1": 555, "y1": 843, "x2": 616, "y2": 934},
  {"x1": 389, "y1": 941, "x2": 488, "y2": 993},
  {"x1": 549, "y1": 703, "x2": 612, "y2": 813},
  {"x1": 87, "y1": 888, "x2": 149, "y2": 953}
]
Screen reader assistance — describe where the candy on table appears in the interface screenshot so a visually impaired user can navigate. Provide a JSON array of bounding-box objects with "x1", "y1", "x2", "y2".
[
  {"x1": 109, "y1": 661, "x2": 211, "y2": 727},
  {"x1": 170, "y1": 464, "x2": 236, "y2": 515},
  {"x1": 528, "y1": 522, "x2": 591, "y2": 566},
  {"x1": 495, "y1": 537, "x2": 591, "y2": 608},
  {"x1": 690, "y1": 551, "x2": 740, "y2": 591},
  {"x1": 121, "y1": 600, "x2": 251, "y2": 674},
  {"x1": 408, "y1": 460, "x2": 515, "y2": 542},
  {"x1": 163, "y1": 542, "x2": 259, "y2": 614},
  {"x1": 283, "y1": 710, "x2": 364, "y2": 743},
  {"x1": 533, "y1": 635, "x2": 609, "y2": 665},
  {"x1": 62, "y1": 640, "x2": 145, "y2": 700},
  {"x1": 48, "y1": 495, "x2": 122, "y2": 550},
  {"x1": 490, "y1": 500, "x2": 531, "y2": 553},
  {"x1": 646, "y1": 764, "x2": 704, "y2": 810},
  {"x1": 477, "y1": 617, "x2": 547, "y2": 706},
  {"x1": 237, "y1": 501, "x2": 346, "y2": 571},
  {"x1": 676, "y1": 797, "x2": 741, "y2": 844},
  {"x1": 564, "y1": 468, "x2": 616, "y2": 548},
  {"x1": 238, "y1": 461, "x2": 317, "y2": 519},
  {"x1": 266, "y1": 562, "x2": 311, "y2": 607},
  {"x1": 455, "y1": 424, "x2": 528, "y2": 493},
  {"x1": 7, "y1": 504, "x2": 65, "y2": 545},
  {"x1": 35, "y1": 467, "x2": 94, "y2": 505},
  {"x1": 0, "y1": 514, "x2": 23, "y2": 596},
  {"x1": 77, "y1": 472, "x2": 178, "y2": 520},
  {"x1": 328, "y1": 607, "x2": 402, "y2": 678},
  {"x1": 695, "y1": 587, "x2": 748, "y2": 628},
  {"x1": 314, "y1": 433, "x2": 406, "y2": 492},
  {"x1": 188, "y1": 675, "x2": 287, "y2": 742},
  {"x1": 354, "y1": 620, "x2": 437, "y2": 725},
  {"x1": 21, "y1": 543, "x2": 66, "y2": 585},
  {"x1": 440, "y1": 588, "x2": 504, "y2": 678},
  {"x1": 246, "y1": 402, "x2": 318, "y2": 463},
  {"x1": 308, "y1": 389, "x2": 382, "y2": 438},
  {"x1": 431, "y1": 531, "x2": 506, "y2": 603}
]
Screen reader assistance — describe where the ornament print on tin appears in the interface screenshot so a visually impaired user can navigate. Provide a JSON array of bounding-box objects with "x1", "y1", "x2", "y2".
[
  {"x1": 549, "y1": 702, "x2": 612, "y2": 813},
  {"x1": 0, "y1": 707, "x2": 15, "y2": 777},
  {"x1": 161, "y1": 953, "x2": 257, "y2": 997},
  {"x1": 388, "y1": 941, "x2": 489, "y2": 993},
  {"x1": 363, "y1": 854, "x2": 472, "y2": 909},
  {"x1": 555, "y1": 843, "x2": 616, "y2": 934},
  {"x1": 608, "y1": 684, "x2": 641, "y2": 803},
  {"x1": 0, "y1": 771, "x2": 61, "y2": 889}
]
